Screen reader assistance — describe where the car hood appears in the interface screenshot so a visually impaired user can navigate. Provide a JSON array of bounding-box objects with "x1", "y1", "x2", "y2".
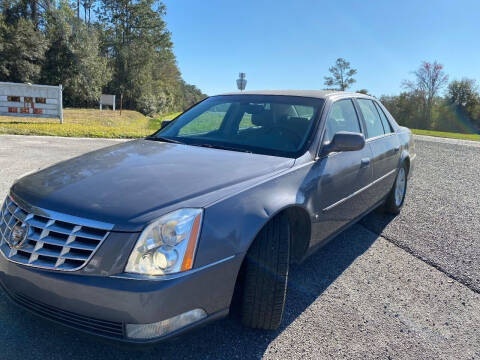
[{"x1": 11, "y1": 140, "x2": 294, "y2": 231}]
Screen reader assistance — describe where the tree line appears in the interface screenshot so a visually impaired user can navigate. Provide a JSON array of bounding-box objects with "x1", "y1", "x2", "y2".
[
  {"x1": 1, "y1": 3, "x2": 478, "y2": 133},
  {"x1": 0, "y1": 0, "x2": 206, "y2": 115},
  {"x1": 324, "y1": 58, "x2": 480, "y2": 133}
]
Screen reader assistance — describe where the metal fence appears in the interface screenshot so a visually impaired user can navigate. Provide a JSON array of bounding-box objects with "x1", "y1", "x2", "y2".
[{"x1": 0, "y1": 82, "x2": 63, "y2": 124}]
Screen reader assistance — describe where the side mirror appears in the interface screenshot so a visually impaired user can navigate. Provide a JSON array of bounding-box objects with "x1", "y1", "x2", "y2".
[
  {"x1": 160, "y1": 120, "x2": 172, "y2": 129},
  {"x1": 322, "y1": 131, "x2": 365, "y2": 156}
]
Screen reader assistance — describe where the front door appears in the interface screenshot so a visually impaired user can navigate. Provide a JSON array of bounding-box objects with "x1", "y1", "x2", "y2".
[{"x1": 310, "y1": 98, "x2": 373, "y2": 247}]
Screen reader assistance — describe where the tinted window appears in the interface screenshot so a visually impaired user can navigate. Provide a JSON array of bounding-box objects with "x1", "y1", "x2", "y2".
[
  {"x1": 238, "y1": 112, "x2": 253, "y2": 129},
  {"x1": 238, "y1": 103, "x2": 270, "y2": 129},
  {"x1": 293, "y1": 105, "x2": 315, "y2": 119},
  {"x1": 374, "y1": 102, "x2": 393, "y2": 133},
  {"x1": 178, "y1": 103, "x2": 229, "y2": 135},
  {"x1": 324, "y1": 99, "x2": 361, "y2": 143},
  {"x1": 156, "y1": 95, "x2": 324, "y2": 158},
  {"x1": 357, "y1": 99, "x2": 385, "y2": 139}
]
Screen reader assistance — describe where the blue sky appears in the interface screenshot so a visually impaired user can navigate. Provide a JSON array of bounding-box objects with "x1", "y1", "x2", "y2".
[{"x1": 163, "y1": 0, "x2": 480, "y2": 97}]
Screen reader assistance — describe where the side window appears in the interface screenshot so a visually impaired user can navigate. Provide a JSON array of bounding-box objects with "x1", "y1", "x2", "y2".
[
  {"x1": 374, "y1": 102, "x2": 393, "y2": 133},
  {"x1": 324, "y1": 99, "x2": 361, "y2": 143},
  {"x1": 357, "y1": 99, "x2": 385, "y2": 139},
  {"x1": 178, "y1": 103, "x2": 230, "y2": 135}
]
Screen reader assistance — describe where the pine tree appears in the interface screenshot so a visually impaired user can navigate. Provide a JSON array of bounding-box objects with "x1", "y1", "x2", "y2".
[
  {"x1": 0, "y1": 16, "x2": 47, "y2": 82},
  {"x1": 324, "y1": 58, "x2": 357, "y2": 91}
]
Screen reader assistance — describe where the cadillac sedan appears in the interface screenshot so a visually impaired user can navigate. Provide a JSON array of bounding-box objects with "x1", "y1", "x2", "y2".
[{"x1": 0, "y1": 90, "x2": 415, "y2": 342}]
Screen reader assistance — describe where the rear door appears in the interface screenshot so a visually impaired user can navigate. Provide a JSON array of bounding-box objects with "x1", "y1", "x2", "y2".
[
  {"x1": 310, "y1": 98, "x2": 373, "y2": 247},
  {"x1": 354, "y1": 98, "x2": 401, "y2": 205}
]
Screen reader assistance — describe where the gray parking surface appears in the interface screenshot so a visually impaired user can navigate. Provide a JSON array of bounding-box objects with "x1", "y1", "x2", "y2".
[
  {"x1": 361, "y1": 135, "x2": 480, "y2": 293},
  {"x1": 0, "y1": 134, "x2": 479, "y2": 359}
]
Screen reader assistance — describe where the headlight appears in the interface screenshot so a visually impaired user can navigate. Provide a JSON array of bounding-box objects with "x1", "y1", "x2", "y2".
[{"x1": 125, "y1": 208, "x2": 203, "y2": 276}]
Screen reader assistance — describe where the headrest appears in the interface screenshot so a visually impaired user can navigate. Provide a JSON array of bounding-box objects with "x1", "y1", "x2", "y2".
[
  {"x1": 251, "y1": 110, "x2": 274, "y2": 127},
  {"x1": 282, "y1": 117, "x2": 310, "y2": 131}
]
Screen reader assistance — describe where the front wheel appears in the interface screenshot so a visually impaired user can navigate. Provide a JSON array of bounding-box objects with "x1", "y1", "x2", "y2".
[
  {"x1": 239, "y1": 214, "x2": 290, "y2": 330},
  {"x1": 383, "y1": 163, "x2": 408, "y2": 214}
]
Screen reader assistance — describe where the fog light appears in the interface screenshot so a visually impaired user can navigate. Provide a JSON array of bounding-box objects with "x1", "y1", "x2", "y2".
[{"x1": 125, "y1": 309, "x2": 207, "y2": 340}]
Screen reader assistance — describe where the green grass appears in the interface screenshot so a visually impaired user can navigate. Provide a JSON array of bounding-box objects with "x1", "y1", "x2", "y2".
[
  {"x1": 412, "y1": 129, "x2": 480, "y2": 142},
  {"x1": 2, "y1": 109, "x2": 479, "y2": 142},
  {"x1": 178, "y1": 112, "x2": 224, "y2": 134},
  {"x1": 147, "y1": 111, "x2": 181, "y2": 131},
  {"x1": 150, "y1": 111, "x2": 252, "y2": 135},
  {"x1": 0, "y1": 109, "x2": 180, "y2": 138}
]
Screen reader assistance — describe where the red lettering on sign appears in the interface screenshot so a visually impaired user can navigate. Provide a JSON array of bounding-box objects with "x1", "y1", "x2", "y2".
[
  {"x1": 8, "y1": 107, "x2": 18, "y2": 113},
  {"x1": 33, "y1": 108, "x2": 43, "y2": 114},
  {"x1": 20, "y1": 108, "x2": 29, "y2": 114}
]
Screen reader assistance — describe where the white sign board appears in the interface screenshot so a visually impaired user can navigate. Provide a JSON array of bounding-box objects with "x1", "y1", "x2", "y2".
[
  {"x1": 100, "y1": 94, "x2": 115, "y2": 111},
  {"x1": 0, "y1": 82, "x2": 63, "y2": 123}
]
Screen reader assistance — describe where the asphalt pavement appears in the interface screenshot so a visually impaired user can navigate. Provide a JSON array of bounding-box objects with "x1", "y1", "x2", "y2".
[{"x1": 0, "y1": 134, "x2": 478, "y2": 359}]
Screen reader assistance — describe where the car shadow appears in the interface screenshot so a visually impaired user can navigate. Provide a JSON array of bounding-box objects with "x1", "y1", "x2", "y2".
[{"x1": 0, "y1": 211, "x2": 396, "y2": 360}]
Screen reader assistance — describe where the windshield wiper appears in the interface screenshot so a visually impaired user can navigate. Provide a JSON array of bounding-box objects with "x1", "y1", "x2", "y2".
[
  {"x1": 146, "y1": 136, "x2": 184, "y2": 144},
  {"x1": 146, "y1": 137, "x2": 252, "y2": 153},
  {"x1": 190, "y1": 143, "x2": 252, "y2": 154}
]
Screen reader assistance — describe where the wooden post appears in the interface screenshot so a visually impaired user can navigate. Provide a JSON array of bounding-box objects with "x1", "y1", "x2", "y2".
[{"x1": 120, "y1": 93, "x2": 123, "y2": 116}]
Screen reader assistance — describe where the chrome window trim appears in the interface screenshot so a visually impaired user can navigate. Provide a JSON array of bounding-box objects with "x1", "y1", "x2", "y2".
[
  {"x1": 365, "y1": 132, "x2": 396, "y2": 143},
  {"x1": 322, "y1": 169, "x2": 397, "y2": 212}
]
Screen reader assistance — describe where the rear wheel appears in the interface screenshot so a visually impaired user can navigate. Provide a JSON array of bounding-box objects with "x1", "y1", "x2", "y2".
[
  {"x1": 239, "y1": 214, "x2": 290, "y2": 330},
  {"x1": 383, "y1": 163, "x2": 408, "y2": 214}
]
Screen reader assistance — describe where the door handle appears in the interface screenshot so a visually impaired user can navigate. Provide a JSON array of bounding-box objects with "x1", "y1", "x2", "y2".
[{"x1": 360, "y1": 158, "x2": 370, "y2": 168}]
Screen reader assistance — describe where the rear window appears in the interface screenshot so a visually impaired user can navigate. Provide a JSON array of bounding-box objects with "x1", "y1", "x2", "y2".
[
  {"x1": 374, "y1": 102, "x2": 393, "y2": 133},
  {"x1": 357, "y1": 99, "x2": 385, "y2": 139}
]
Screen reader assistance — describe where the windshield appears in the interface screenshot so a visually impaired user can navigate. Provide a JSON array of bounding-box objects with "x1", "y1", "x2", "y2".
[{"x1": 153, "y1": 95, "x2": 324, "y2": 158}]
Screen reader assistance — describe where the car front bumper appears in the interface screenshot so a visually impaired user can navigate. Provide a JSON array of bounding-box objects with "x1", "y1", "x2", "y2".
[{"x1": 0, "y1": 252, "x2": 243, "y2": 343}]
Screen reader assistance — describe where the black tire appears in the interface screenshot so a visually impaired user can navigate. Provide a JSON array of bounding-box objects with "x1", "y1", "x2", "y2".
[
  {"x1": 383, "y1": 162, "x2": 408, "y2": 214},
  {"x1": 239, "y1": 214, "x2": 290, "y2": 330}
]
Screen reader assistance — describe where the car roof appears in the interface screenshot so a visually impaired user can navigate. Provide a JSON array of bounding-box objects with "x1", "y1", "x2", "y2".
[{"x1": 218, "y1": 90, "x2": 374, "y2": 100}]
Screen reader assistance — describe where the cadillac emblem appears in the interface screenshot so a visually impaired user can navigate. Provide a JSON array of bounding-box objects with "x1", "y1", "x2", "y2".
[{"x1": 8, "y1": 221, "x2": 29, "y2": 249}]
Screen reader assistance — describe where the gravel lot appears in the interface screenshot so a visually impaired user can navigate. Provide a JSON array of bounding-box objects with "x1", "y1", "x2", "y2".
[
  {"x1": 0, "y1": 134, "x2": 478, "y2": 359},
  {"x1": 361, "y1": 135, "x2": 480, "y2": 293}
]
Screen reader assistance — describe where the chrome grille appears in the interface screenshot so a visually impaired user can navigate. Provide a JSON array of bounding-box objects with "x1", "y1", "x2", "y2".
[{"x1": 0, "y1": 196, "x2": 110, "y2": 271}]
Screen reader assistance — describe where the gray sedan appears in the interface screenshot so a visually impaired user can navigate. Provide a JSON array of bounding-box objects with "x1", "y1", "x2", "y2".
[{"x1": 0, "y1": 90, "x2": 415, "y2": 342}]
